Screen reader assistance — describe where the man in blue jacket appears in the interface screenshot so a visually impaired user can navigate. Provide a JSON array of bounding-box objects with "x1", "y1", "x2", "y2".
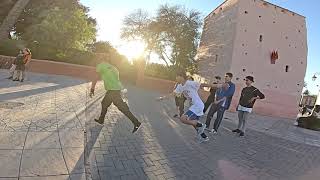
[{"x1": 205, "y1": 73, "x2": 235, "y2": 134}]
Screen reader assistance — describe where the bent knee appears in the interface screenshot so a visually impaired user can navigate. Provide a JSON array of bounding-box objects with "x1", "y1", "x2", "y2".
[{"x1": 180, "y1": 115, "x2": 188, "y2": 122}]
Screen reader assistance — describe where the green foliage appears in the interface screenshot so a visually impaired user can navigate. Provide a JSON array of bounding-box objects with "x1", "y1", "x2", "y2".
[
  {"x1": 91, "y1": 41, "x2": 115, "y2": 53},
  {"x1": 22, "y1": 8, "x2": 96, "y2": 54},
  {"x1": 144, "y1": 63, "x2": 177, "y2": 80},
  {"x1": 0, "y1": 39, "x2": 25, "y2": 56},
  {"x1": 14, "y1": 0, "x2": 96, "y2": 36}
]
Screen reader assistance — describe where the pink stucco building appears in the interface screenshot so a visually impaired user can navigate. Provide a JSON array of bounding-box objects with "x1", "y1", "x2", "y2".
[{"x1": 196, "y1": 0, "x2": 308, "y2": 118}]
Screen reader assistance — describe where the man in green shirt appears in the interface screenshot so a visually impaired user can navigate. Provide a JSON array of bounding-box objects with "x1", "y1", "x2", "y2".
[{"x1": 90, "y1": 61, "x2": 141, "y2": 133}]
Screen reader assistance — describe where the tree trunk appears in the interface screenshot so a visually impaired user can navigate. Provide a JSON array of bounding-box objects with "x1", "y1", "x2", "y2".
[{"x1": 0, "y1": 0, "x2": 30, "y2": 42}]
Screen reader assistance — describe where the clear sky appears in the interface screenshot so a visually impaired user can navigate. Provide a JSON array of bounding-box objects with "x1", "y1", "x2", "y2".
[{"x1": 80, "y1": 0, "x2": 320, "y2": 94}]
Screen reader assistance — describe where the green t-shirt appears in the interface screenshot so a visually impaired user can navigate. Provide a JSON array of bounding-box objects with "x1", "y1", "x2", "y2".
[{"x1": 96, "y1": 63, "x2": 122, "y2": 90}]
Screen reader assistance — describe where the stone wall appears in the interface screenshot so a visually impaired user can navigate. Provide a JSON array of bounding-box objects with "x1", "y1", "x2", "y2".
[
  {"x1": 197, "y1": 0, "x2": 239, "y2": 82},
  {"x1": 195, "y1": 0, "x2": 307, "y2": 119},
  {"x1": 0, "y1": 55, "x2": 96, "y2": 80}
]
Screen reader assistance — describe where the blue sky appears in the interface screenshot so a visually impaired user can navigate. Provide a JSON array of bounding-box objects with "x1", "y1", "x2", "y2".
[{"x1": 80, "y1": 0, "x2": 320, "y2": 94}]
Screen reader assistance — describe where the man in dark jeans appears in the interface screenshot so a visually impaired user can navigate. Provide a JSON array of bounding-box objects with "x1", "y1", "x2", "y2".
[
  {"x1": 90, "y1": 59, "x2": 142, "y2": 133},
  {"x1": 203, "y1": 76, "x2": 221, "y2": 113},
  {"x1": 205, "y1": 73, "x2": 235, "y2": 134},
  {"x1": 232, "y1": 76, "x2": 265, "y2": 136}
]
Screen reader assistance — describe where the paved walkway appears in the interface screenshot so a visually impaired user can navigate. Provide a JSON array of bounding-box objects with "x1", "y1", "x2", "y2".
[
  {"x1": 1, "y1": 70, "x2": 320, "y2": 180},
  {"x1": 0, "y1": 70, "x2": 104, "y2": 180}
]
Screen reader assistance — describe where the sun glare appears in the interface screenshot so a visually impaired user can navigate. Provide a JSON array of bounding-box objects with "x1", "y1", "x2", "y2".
[{"x1": 117, "y1": 40, "x2": 146, "y2": 61}]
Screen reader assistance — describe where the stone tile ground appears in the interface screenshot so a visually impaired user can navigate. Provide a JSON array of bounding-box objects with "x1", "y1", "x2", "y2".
[
  {"x1": 0, "y1": 70, "x2": 104, "y2": 180},
  {"x1": 86, "y1": 86, "x2": 320, "y2": 180},
  {"x1": 1, "y1": 70, "x2": 320, "y2": 180}
]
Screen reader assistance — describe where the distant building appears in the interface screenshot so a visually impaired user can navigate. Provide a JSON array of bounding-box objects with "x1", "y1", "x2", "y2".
[
  {"x1": 196, "y1": 0, "x2": 307, "y2": 118},
  {"x1": 300, "y1": 95, "x2": 317, "y2": 107}
]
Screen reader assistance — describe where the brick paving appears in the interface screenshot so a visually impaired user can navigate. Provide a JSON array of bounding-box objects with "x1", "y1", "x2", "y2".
[
  {"x1": 86, "y1": 86, "x2": 320, "y2": 180},
  {"x1": 0, "y1": 70, "x2": 104, "y2": 180},
  {"x1": 1, "y1": 69, "x2": 320, "y2": 180}
]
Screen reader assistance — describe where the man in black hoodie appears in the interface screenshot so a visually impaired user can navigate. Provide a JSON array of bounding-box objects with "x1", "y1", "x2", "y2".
[
  {"x1": 203, "y1": 76, "x2": 221, "y2": 113},
  {"x1": 232, "y1": 76, "x2": 265, "y2": 136}
]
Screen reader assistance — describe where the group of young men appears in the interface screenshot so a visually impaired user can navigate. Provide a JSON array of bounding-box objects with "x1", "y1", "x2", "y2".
[{"x1": 90, "y1": 58, "x2": 265, "y2": 143}]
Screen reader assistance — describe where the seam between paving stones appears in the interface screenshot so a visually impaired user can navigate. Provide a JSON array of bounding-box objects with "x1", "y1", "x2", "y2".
[
  {"x1": 17, "y1": 95, "x2": 40, "y2": 180},
  {"x1": 56, "y1": 87, "x2": 72, "y2": 176},
  {"x1": 84, "y1": 84, "x2": 105, "y2": 180}
]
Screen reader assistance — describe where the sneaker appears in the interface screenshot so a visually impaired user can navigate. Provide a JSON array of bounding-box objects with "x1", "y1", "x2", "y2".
[
  {"x1": 198, "y1": 136, "x2": 209, "y2": 143},
  {"x1": 173, "y1": 114, "x2": 179, "y2": 118},
  {"x1": 239, "y1": 131, "x2": 245, "y2": 137},
  {"x1": 7, "y1": 76, "x2": 13, "y2": 79},
  {"x1": 232, "y1": 129, "x2": 241, "y2": 133},
  {"x1": 196, "y1": 123, "x2": 206, "y2": 136},
  {"x1": 20, "y1": 79, "x2": 24, "y2": 82},
  {"x1": 132, "y1": 122, "x2": 142, "y2": 133},
  {"x1": 211, "y1": 129, "x2": 217, "y2": 134},
  {"x1": 94, "y1": 118, "x2": 104, "y2": 125},
  {"x1": 13, "y1": 79, "x2": 19, "y2": 81}
]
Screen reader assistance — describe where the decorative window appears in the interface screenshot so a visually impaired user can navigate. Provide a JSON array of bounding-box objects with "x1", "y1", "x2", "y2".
[{"x1": 285, "y1": 65, "x2": 289, "y2": 72}]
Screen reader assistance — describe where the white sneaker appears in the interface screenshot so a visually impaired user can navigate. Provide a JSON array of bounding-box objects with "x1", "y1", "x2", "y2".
[
  {"x1": 198, "y1": 136, "x2": 209, "y2": 143},
  {"x1": 209, "y1": 129, "x2": 217, "y2": 134},
  {"x1": 196, "y1": 123, "x2": 206, "y2": 136}
]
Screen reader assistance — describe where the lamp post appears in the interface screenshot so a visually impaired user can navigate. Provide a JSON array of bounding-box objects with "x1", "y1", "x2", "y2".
[{"x1": 312, "y1": 72, "x2": 320, "y2": 82}]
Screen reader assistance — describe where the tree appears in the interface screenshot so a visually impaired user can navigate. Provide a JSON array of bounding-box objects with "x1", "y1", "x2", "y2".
[
  {"x1": 0, "y1": 0, "x2": 30, "y2": 41},
  {"x1": 22, "y1": 7, "x2": 96, "y2": 59},
  {"x1": 14, "y1": 0, "x2": 96, "y2": 38},
  {"x1": 92, "y1": 41, "x2": 116, "y2": 54},
  {"x1": 0, "y1": 0, "x2": 17, "y2": 23},
  {"x1": 121, "y1": 5, "x2": 202, "y2": 72}
]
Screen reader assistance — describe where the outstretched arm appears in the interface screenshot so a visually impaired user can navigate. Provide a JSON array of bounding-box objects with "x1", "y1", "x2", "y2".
[
  {"x1": 157, "y1": 92, "x2": 175, "y2": 101},
  {"x1": 200, "y1": 83, "x2": 227, "y2": 89}
]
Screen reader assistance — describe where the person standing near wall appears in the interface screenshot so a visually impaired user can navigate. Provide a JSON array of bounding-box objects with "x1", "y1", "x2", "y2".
[
  {"x1": 13, "y1": 48, "x2": 32, "y2": 82},
  {"x1": 21, "y1": 48, "x2": 32, "y2": 82},
  {"x1": 205, "y1": 73, "x2": 235, "y2": 134},
  {"x1": 232, "y1": 76, "x2": 265, "y2": 136},
  {"x1": 7, "y1": 50, "x2": 23, "y2": 79},
  {"x1": 203, "y1": 76, "x2": 221, "y2": 113}
]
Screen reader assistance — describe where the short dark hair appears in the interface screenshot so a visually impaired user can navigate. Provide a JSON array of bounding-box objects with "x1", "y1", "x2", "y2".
[
  {"x1": 214, "y1": 76, "x2": 221, "y2": 80},
  {"x1": 226, "y1": 72, "x2": 233, "y2": 78},
  {"x1": 176, "y1": 71, "x2": 187, "y2": 79}
]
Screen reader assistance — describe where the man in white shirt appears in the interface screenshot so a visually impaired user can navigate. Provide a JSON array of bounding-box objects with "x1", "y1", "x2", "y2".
[
  {"x1": 176, "y1": 72, "x2": 227, "y2": 142},
  {"x1": 159, "y1": 72, "x2": 226, "y2": 142}
]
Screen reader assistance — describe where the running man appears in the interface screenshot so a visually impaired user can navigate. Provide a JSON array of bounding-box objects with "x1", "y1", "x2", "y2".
[
  {"x1": 159, "y1": 72, "x2": 226, "y2": 142},
  {"x1": 90, "y1": 58, "x2": 142, "y2": 133}
]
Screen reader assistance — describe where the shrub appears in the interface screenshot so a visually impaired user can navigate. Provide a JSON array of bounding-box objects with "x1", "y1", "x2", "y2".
[
  {"x1": 144, "y1": 63, "x2": 177, "y2": 80},
  {"x1": 0, "y1": 39, "x2": 26, "y2": 56}
]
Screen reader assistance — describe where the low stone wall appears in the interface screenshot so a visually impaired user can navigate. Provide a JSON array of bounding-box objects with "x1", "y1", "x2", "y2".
[
  {"x1": 0, "y1": 55, "x2": 16, "y2": 69},
  {"x1": 0, "y1": 55, "x2": 96, "y2": 80}
]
